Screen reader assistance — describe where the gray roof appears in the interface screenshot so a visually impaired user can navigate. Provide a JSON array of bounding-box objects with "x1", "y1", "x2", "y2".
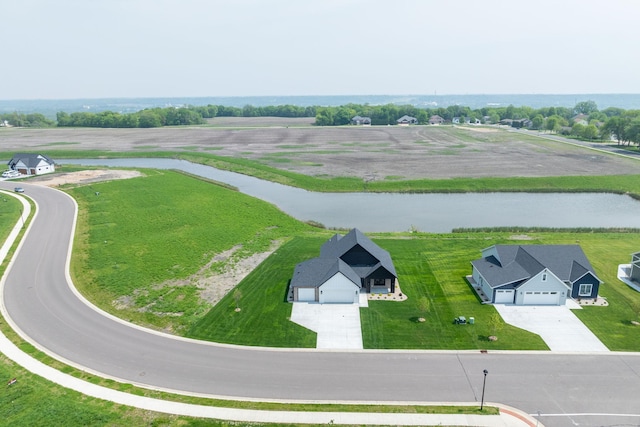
[
  {"x1": 8, "y1": 153, "x2": 55, "y2": 168},
  {"x1": 396, "y1": 115, "x2": 417, "y2": 123},
  {"x1": 472, "y1": 245, "x2": 601, "y2": 288},
  {"x1": 290, "y1": 258, "x2": 361, "y2": 289},
  {"x1": 319, "y1": 228, "x2": 397, "y2": 277}
]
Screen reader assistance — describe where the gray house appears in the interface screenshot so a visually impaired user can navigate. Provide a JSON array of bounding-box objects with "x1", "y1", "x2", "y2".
[
  {"x1": 396, "y1": 115, "x2": 417, "y2": 125},
  {"x1": 470, "y1": 245, "x2": 602, "y2": 305},
  {"x1": 351, "y1": 115, "x2": 371, "y2": 125},
  {"x1": 8, "y1": 153, "x2": 55, "y2": 176},
  {"x1": 631, "y1": 251, "x2": 640, "y2": 283},
  {"x1": 290, "y1": 228, "x2": 397, "y2": 304}
]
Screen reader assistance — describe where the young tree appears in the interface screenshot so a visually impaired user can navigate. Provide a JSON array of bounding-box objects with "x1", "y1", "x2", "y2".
[{"x1": 233, "y1": 289, "x2": 242, "y2": 311}]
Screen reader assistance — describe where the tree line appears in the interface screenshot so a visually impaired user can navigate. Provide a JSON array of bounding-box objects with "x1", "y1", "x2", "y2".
[
  {"x1": 50, "y1": 104, "x2": 318, "y2": 128},
  {"x1": 1, "y1": 100, "x2": 640, "y2": 146}
]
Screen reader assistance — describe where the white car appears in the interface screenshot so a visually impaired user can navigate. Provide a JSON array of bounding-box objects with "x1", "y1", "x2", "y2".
[{"x1": 2, "y1": 170, "x2": 21, "y2": 178}]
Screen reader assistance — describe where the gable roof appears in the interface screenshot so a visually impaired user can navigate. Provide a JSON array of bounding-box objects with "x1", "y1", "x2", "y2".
[
  {"x1": 396, "y1": 115, "x2": 417, "y2": 123},
  {"x1": 320, "y1": 228, "x2": 397, "y2": 278},
  {"x1": 8, "y1": 153, "x2": 55, "y2": 168},
  {"x1": 290, "y1": 258, "x2": 361, "y2": 289},
  {"x1": 472, "y1": 245, "x2": 601, "y2": 288}
]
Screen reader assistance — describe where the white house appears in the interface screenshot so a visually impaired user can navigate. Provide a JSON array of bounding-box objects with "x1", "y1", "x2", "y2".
[
  {"x1": 8, "y1": 153, "x2": 56, "y2": 176},
  {"x1": 290, "y1": 229, "x2": 397, "y2": 304}
]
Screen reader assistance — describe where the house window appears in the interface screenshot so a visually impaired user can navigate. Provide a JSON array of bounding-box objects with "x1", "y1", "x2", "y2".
[
  {"x1": 579, "y1": 284, "x2": 593, "y2": 296},
  {"x1": 542, "y1": 273, "x2": 547, "y2": 282}
]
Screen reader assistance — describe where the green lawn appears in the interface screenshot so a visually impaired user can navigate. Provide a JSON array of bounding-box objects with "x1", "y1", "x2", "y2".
[
  {"x1": 188, "y1": 236, "x2": 322, "y2": 346},
  {"x1": 67, "y1": 169, "x2": 311, "y2": 334},
  {"x1": 191, "y1": 231, "x2": 640, "y2": 351}
]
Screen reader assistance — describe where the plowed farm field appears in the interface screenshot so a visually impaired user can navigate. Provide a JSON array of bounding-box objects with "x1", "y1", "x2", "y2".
[{"x1": 3, "y1": 120, "x2": 640, "y2": 180}]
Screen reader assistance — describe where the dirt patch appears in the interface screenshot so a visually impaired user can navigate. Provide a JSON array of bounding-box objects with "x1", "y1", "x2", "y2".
[
  {"x1": 113, "y1": 240, "x2": 282, "y2": 313},
  {"x1": 28, "y1": 169, "x2": 143, "y2": 187}
]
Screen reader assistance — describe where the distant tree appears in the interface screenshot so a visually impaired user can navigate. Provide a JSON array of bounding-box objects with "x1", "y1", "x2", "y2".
[
  {"x1": 334, "y1": 107, "x2": 356, "y2": 125},
  {"x1": 626, "y1": 117, "x2": 640, "y2": 147},
  {"x1": 138, "y1": 110, "x2": 162, "y2": 128},
  {"x1": 602, "y1": 116, "x2": 629, "y2": 144},
  {"x1": 582, "y1": 124, "x2": 599, "y2": 140},
  {"x1": 571, "y1": 123, "x2": 586, "y2": 137},
  {"x1": 545, "y1": 116, "x2": 560, "y2": 133},
  {"x1": 531, "y1": 114, "x2": 544, "y2": 130},
  {"x1": 314, "y1": 108, "x2": 334, "y2": 126},
  {"x1": 573, "y1": 100, "x2": 598, "y2": 115}
]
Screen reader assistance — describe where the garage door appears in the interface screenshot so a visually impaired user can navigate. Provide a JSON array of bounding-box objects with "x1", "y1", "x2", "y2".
[
  {"x1": 494, "y1": 289, "x2": 514, "y2": 303},
  {"x1": 322, "y1": 289, "x2": 356, "y2": 303},
  {"x1": 522, "y1": 291, "x2": 560, "y2": 305},
  {"x1": 297, "y1": 288, "x2": 316, "y2": 302}
]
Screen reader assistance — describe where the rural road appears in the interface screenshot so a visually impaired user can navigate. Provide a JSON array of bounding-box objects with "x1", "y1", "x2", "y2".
[{"x1": 1, "y1": 181, "x2": 640, "y2": 427}]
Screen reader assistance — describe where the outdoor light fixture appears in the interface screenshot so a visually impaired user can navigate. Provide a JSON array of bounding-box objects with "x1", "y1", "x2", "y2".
[{"x1": 480, "y1": 369, "x2": 488, "y2": 410}]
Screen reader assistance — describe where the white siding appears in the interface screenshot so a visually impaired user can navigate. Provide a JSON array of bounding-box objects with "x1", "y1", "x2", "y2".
[{"x1": 319, "y1": 273, "x2": 359, "y2": 304}]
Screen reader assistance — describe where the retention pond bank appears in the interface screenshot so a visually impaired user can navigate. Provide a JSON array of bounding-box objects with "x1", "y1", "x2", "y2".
[{"x1": 62, "y1": 158, "x2": 640, "y2": 232}]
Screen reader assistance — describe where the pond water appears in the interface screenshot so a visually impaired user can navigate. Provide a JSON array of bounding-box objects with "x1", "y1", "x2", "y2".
[{"x1": 61, "y1": 158, "x2": 640, "y2": 232}]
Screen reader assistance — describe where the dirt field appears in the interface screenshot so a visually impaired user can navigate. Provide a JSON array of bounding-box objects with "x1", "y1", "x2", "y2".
[{"x1": 3, "y1": 122, "x2": 640, "y2": 179}]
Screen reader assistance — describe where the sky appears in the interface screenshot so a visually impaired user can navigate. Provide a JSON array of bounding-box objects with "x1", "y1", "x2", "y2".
[{"x1": 2, "y1": 0, "x2": 640, "y2": 100}]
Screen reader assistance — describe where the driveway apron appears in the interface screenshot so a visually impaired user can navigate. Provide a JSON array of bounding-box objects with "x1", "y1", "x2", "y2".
[
  {"x1": 494, "y1": 304, "x2": 609, "y2": 352},
  {"x1": 290, "y1": 303, "x2": 363, "y2": 349}
]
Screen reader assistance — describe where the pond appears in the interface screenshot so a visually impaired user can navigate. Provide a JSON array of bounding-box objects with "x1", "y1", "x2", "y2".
[{"x1": 61, "y1": 158, "x2": 640, "y2": 232}]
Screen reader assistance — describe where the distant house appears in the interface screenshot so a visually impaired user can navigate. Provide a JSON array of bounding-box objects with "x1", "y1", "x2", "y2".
[
  {"x1": 452, "y1": 117, "x2": 461, "y2": 124},
  {"x1": 572, "y1": 114, "x2": 589, "y2": 125},
  {"x1": 396, "y1": 115, "x2": 417, "y2": 125},
  {"x1": 8, "y1": 153, "x2": 56, "y2": 176},
  {"x1": 290, "y1": 228, "x2": 397, "y2": 304},
  {"x1": 351, "y1": 115, "x2": 371, "y2": 126},
  {"x1": 469, "y1": 245, "x2": 602, "y2": 305},
  {"x1": 428, "y1": 115, "x2": 445, "y2": 125}
]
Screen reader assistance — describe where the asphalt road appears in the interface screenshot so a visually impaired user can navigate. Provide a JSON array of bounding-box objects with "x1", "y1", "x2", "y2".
[{"x1": 2, "y1": 181, "x2": 640, "y2": 427}]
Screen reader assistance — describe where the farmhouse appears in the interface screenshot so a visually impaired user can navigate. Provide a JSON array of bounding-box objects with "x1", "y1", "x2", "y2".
[
  {"x1": 428, "y1": 115, "x2": 445, "y2": 125},
  {"x1": 470, "y1": 245, "x2": 602, "y2": 305},
  {"x1": 8, "y1": 153, "x2": 56, "y2": 176},
  {"x1": 351, "y1": 115, "x2": 371, "y2": 125},
  {"x1": 290, "y1": 228, "x2": 397, "y2": 304},
  {"x1": 396, "y1": 115, "x2": 417, "y2": 125}
]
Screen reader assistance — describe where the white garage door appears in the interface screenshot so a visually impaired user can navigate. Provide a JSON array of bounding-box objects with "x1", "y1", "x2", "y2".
[
  {"x1": 322, "y1": 289, "x2": 356, "y2": 303},
  {"x1": 522, "y1": 291, "x2": 560, "y2": 305},
  {"x1": 494, "y1": 289, "x2": 514, "y2": 303},
  {"x1": 297, "y1": 288, "x2": 316, "y2": 302}
]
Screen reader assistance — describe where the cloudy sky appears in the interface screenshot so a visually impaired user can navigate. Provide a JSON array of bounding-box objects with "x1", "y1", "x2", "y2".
[{"x1": 2, "y1": 0, "x2": 640, "y2": 99}]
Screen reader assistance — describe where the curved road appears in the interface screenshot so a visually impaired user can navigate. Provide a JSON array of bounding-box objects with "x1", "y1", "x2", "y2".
[{"x1": 2, "y1": 182, "x2": 640, "y2": 427}]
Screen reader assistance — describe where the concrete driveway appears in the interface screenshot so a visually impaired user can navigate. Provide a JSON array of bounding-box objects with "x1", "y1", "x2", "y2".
[
  {"x1": 494, "y1": 303, "x2": 609, "y2": 352},
  {"x1": 290, "y1": 302, "x2": 363, "y2": 349}
]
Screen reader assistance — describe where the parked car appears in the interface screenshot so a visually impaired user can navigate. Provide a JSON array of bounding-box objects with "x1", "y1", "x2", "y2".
[
  {"x1": 2, "y1": 170, "x2": 20, "y2": 178},
  {"x1": 14, "y1": 187, "x2": 24, "y2": 193}
]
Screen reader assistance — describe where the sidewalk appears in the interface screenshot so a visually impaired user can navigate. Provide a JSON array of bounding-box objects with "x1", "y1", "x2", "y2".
[{"x1": 0, "y1": 188, "x2": 540, "y2": 426}]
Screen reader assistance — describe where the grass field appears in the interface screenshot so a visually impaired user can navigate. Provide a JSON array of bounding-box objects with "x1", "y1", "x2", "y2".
[{"x1": 68, "y1": 169, "x2": 311, "y2": 334}]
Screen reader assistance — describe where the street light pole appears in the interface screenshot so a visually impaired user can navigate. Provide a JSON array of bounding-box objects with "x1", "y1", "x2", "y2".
[{"x1": 480, "y1": 369, "x2": 488, "y2": 410}]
